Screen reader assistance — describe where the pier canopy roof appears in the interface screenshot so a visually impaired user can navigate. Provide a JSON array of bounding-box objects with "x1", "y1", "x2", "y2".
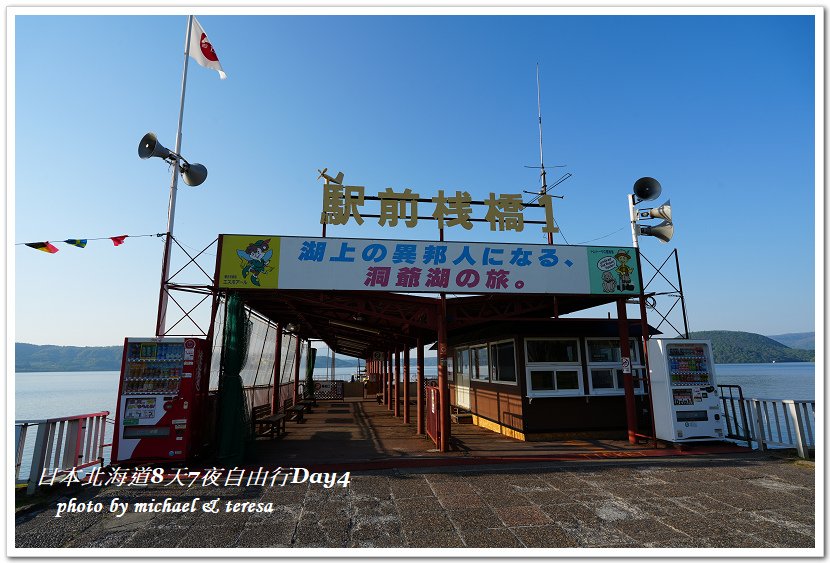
[
  {"x1": 217, "y1": 234, "x2": 643, "y2": 358},
  {"x1": 225, "y1": 288, "x2": 624, "y2": 359}
]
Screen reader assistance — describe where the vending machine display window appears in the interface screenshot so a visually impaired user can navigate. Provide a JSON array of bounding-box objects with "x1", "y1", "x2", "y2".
[{"x1": 112, "y1": 337, "x2": 208, "y2": 463}]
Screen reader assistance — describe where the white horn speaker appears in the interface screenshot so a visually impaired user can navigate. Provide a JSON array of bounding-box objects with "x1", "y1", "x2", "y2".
[{"x1": 640, "y1": 220, "x2": 674, "y2": 243}]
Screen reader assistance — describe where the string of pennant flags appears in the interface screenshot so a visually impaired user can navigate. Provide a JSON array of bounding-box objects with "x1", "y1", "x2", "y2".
[
  {"x1": 18, "y1": 233, "x2": 165, "y2": 254},
  {"x1": 19, "y1": 17, "x2": 227, "y2": 258}
]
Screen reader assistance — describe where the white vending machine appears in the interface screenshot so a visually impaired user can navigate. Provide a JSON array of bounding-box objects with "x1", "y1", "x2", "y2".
[{"x1": 647, "y1": 338, "x2": 725, "y2": 442}]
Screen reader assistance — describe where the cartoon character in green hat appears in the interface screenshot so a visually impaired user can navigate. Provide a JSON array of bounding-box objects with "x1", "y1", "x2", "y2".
[
  {"x1": 237, "y1": 239, "x2": 272, "y2": 286},
  {"x1": 615, "y1": 249, "x2": 634, "y2": 291}
]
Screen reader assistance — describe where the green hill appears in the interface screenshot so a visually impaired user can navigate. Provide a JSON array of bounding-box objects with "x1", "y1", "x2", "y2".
[
  {"x1": 15, "y1": 343, "x2": 122, "y2": 372},
  {"x1": 688, "y1": 331, "x2": 814, "y2": 364}
]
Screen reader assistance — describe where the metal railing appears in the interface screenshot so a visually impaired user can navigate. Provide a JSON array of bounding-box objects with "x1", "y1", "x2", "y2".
[
  {"x1": 16, "y1": 411, "x2": 110, "y2": 495},
  {"x1": 300, "y1": 380, "x2": 344, "y2": 400},
  {"x1": 719, "y1": 385, "x2": 815, "y2": 458}
]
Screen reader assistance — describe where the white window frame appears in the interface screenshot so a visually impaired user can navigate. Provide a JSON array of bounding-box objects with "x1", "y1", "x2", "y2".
[
  {"x1": 489, "y1": 339, "x2": 518, "y2": 386},
  {"x1": 524, "y1": 338, "x2": 584, "y2": 397},
  {"x1": 585, "y1": 338, "x2": 645, "y2": 396},
  {"x1": 470, "y1": 345, "x2": 490, "y2": 381},
  {"x1": 452, "y1": 347, "x2": 469, "y2": 383}
]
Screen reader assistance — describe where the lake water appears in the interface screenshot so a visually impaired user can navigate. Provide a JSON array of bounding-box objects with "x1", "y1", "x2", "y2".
[
  {"x1": 14, "y1": 363, "x2": 815, "y2": 477},
  {"x1": 713, "y1": 363, "x2": 816, "y2": 401}
]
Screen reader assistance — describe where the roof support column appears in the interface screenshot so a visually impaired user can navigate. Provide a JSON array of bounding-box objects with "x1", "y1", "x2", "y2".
[
  {"x1": 271, "y1": 323, "x2": 283, "y2": 415},
  {"x1": 394, "y1": 350, "x2": 401, "y2": 418},
  {"x1": 635, "y1": 247, "x2": 658, "y2": 446},
  {"x1": 292, "y1": 336, "x2": 302, "y2": 406},
  {"x1": 416, "y1": 338, "x2": 424, "y2": 435},
  {"x1": 639, "y1": 295, "x2": 657, "y2": 446},
  {"x1": 617, "y1": 299, "x2": 637, "y2": 444},
  {"x1": 438, "y1": 294, "x2": 450, "y2": 452},
  {"x1": 381, "y1": 357, "x2": 386, "y2": 404},
  {"x1": 403, "y1": 346, "x2": 411, "y2": 424},
  {"x1": 387, "y1": 351, "x2": 394, "y2": 412}
]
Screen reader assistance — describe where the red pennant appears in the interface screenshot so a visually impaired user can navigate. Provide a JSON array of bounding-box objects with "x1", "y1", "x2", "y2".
[{"x1": 110, "y1": 235, "x2": 128, "y2": 246}]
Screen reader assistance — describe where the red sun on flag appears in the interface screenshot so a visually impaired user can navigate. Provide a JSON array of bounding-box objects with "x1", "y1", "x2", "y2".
[{"x1": 199, "y1": 33, "x2": 219, "y2": 62}]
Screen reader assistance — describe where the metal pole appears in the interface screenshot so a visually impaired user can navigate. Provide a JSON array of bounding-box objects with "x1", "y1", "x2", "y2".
[
  {"x1": 272, "y1": 324, "x2": 283, "y2": 415},
  {"x1": 387, "y1": 352, "x2": 394, "y2": 412},
  {"x1": 537, "y1": 63, "x2": 553, "y2": 246},
  {"x1": 628, "y1": 194, "x2": 639, "y2": 249},
  {"x1": 394, "y1": 349, "x2": 401, "y2": 418},
  {"x1": 156, "y1": 15, "x2": 194, "y2": 337},
  {"x1": 403, "y1": 347, "x2": 411, "y2": 424},
  {"x1": 438, "y1": 294, "x2": 450, "y2": 452},
  {"x1": 416, "y1": 337, "x2": 424, "y2": 435},
  {"x1": 636, "y1": 249, "x2": 658, "y2": 447},
  {"x1": 381, "y1": 357, "x2": 387, "y2": 404},
  {"x1": 617, "y1": 299, "x2": 638, "y2": 444},
  {"x1": 674, "y1": 249, "x2": 691, "y2": 338},
  {"x1": 292, "y1": 337, "x2": 301, "y2": 405}
]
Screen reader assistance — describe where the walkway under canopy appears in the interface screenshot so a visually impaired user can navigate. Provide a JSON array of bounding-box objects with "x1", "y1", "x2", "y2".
[{"x1": 251, "y1": 397, "x2": 748, "y2": 470}]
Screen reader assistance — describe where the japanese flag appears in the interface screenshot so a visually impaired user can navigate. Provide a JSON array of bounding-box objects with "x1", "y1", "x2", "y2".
[{"x1": 188, "y1": 17, "x2": 227, "y2": 79}]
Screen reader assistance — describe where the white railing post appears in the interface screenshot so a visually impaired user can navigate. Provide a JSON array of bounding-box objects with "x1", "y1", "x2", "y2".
[
  {"x1": 785, "y1": 400, "x2": 810, "y2": 459},
  {"x1": 751, "y1": 399, "x2": 767, "y2": 452},
  {"x1": 26, "y1": 423, "x2": 50, "y2": 496},
  {"x1": 15, "y1": 424, "x2": 28, "y2": 481},
  {"x1": 62, "y1": 419, "x2": 80, "y2": 469},
  {"x1": 803, "y1": 402, "x2": 815, "y2": 447}
]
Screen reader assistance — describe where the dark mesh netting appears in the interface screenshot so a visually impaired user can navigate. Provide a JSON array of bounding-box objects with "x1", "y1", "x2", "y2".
[{"x1": 216, "y1": 293, "x2": 253, "y2": 464}]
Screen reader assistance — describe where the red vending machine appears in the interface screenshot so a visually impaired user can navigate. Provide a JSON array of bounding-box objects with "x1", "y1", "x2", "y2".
[{"x1": 112, "y1": 337, "x2": 209, "y2": 463}]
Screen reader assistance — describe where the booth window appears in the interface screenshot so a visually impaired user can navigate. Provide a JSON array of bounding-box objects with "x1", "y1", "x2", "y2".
[
  {"x1": 453, "y1": 348, "x2": 469, "y2": 383},
  {"x1": 471, "y1": 345, "x2": 490, "y2": 381},
  {"x1": 489, "y1": 340, "x2": 517, "y2": 384},
  {"x1": 585, "y1": 338, "x2": 644, "y2": 395},
  {"x1": 524, "y1": 338, "x2": 583, "y2": 396}
]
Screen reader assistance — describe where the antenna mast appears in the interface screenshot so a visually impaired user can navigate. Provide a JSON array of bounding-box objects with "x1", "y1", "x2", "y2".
[{"x1": 536, "y1": 63, "x2": 553, "y2": 244}]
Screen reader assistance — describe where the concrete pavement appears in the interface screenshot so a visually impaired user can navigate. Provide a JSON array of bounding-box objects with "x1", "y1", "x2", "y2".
[{"x1": 15, "y1": 453, "x2": 815, "y2": 550}]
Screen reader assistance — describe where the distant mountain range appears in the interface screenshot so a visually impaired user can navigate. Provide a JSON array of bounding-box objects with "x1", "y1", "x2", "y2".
[
  {"x1": 689, "y1": 331, "x2": 814, "y2": 364},
  {"x1": 15, "y1": 330, "x2": 814, "y2": 372},
  {"x1": 766, "y1": 332, "x2": 815, "y2": 351},
  {"x1": 15, "y1": 343, "x2": 122, "y2": 372}
]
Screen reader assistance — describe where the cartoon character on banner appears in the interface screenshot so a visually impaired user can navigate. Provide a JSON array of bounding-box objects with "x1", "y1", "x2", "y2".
[
  {"x1": 601, "y1": 271, "x2": 617, "y2": 293},
  {"x1": 236, "y1": 239, "x2": 273, "y2": 286},
  {"x1": 615, "y1": 249, "x2": 635, "y2": 291}
]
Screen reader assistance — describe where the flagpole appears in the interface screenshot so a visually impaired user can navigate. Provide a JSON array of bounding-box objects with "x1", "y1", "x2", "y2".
[{"x1": 156, "y1": 15, "x2": 193, "y2": 337}]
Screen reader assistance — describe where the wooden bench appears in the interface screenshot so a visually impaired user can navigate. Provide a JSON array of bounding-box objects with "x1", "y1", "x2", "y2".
[
  {"x1": 297, "y1": 398, "x2": 316, "y2": 413},
  {"x1": 251, "y1": 404, "x2": 287, "y2": 439},
  {"x1": 283, "y1": 399, "x2": 306, "y2": 423}
]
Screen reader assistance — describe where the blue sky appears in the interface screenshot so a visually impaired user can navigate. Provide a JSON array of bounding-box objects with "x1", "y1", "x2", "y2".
[{"x1": 11, "y1": 10, "x2": 819, "y2": 346}]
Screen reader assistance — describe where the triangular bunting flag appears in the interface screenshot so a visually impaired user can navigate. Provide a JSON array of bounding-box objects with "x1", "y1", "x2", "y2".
[
  {"x1": 110, "y1": 235, "x2": 128, "y2": 246},
  {"x1": 64, "y1": 239, "x2": 88, "y2": 248},
  {"x1": 25, "y1": 242, "x2": 59, "y2": 254}
]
